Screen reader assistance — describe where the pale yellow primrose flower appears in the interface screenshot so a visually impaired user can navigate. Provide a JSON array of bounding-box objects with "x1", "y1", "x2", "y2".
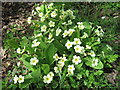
[
  {"x1": 41, "y1": 17, "x2": 45, "y2": 22},
  {"x1": 68, "y1": 20, "x2": 72, "y2": 25},
  {"x1": 77, "y1": 22, "x2": 83, "y2": 25},
  {"x1": 48, "y1": 72, "x2": 54, "y2": 77},
  {"x1": 88, "y1": 50, "x2": 96, "y2": 57},
  {"x1": 62, "y1": 30, "x2": 69, "y2": 38},
  {"x1": 68, "y1": 65, "x2": 75, "y2": 71},
  {"x1": 56, "y1": 28, "x2": 61, "y2": 36},
  {"x1": 36, "y1": 7, "x2": 41, "y2": 12},
  {"x1": 27, "y1": 17, "x2": 32, "y2": 24},
  {"x1": 72, "y1": 55, "x2": 81, "y2": 65},
  {"x1": 78, "y1": 25, "x2": 85, "y2": 30},
  {"x1": 51, "y1": 11, "x2": 57, "y2": 18},
  {"x1": 57, "y1": 61, "x2": 64, "y2": 68},
  {"x1": 17, "y1": 48, "x2": 21, "y2": 54},
  {"x1": 86, "y1": 45, "x2": 91, "y2": 49},
  {"x1": 73, "y1": 38, "x2": 82, "y2": 45},
  {"x1": 59, "y1": 56, "x2": 67, "y2": 63},
  {"x1": 95, "y1": 29, "x2": 100, "y2": 36},
  {"x1": 18, "y1": 75, "x2": 24, "y2": 83},
  {"x1": 48, "y1": 3, "x2": 54, "y2": 9},
  {"x1": 77, "y1": 22, "x2": 85, "y2": 30},
  {"x1": 32, "y1": 41, "x2": 40, "y2": 47},
  {"x1": 30, "y1": 57, "x2": 39, "y2": 65},
  {"x1": 65, "y1": 40, "x2": 73, "y2": 49},
  {"x1": 53, "y1": 53, "x2": 59, "y2": 61},
  {"x1": 67, "y1": 9, "x2": 73, "y2": 15},
  {"x1": 17, "y1": 62, "x2": 21, "y2": 67},
  {"x1": 41, "y1": 25, "x2": 47, "y2": 32},
  {"x1": 43, "y1": 74, "x2": 53, "y2": 84},
  {"x1": 16, "y1": 47, "x2": 25, "y2": 54},
  {"x1": 32, "y1": 10, "x2": 36, "y2": 16},
  {"x1": 54, "y1": 66, "x2": 59, "y2": 73},
  {"x1": 39, "y1": 12, "x2": 43, "y2": 17},
  {"x1": 32, "y1": 39, "x2": 37, "y2": 43},
  {"x1": 48, "y1": 33, "x2": 53, "y2": 40},
  {"x1": 49, "y1": 21, "x2": 55, "y2": 27},
  {"x1": 92, "y1": 58, "x2": 98, "y2": 67},
  {"x1": 74, "y1": 45, "x2": 85, "y2": 54},
  {"x1": 13, "y1": 75, "x2": 18, "y2": 84},
  {"x1": 68, "y1": 29, "x2": 75, "y2": 36},
  {"x1": 68, "y1": 70, "x2": 74, "y2": 75}
]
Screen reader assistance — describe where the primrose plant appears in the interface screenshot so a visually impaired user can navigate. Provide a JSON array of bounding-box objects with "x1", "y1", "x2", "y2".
[{"x1": 13, "y1": 3, "x2": 118, "y2": 88}]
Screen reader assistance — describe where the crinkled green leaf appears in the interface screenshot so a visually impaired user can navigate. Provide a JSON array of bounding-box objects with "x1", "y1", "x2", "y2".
[
  {"x1": 19, "y1": 54, "x2": 33, "y2": 71},
  {"x1": 41, "y1": 64, "x2": 50, "y2": 74},
  {"x1": 31, "y1": 67, "x2": 41, "y2": 79},
  {"x1": 76, "y1": 63, "x2": 83, "y2": 71},
  {"x1": 53, "y1": 40, "x2": 66, "y2": 54},
  {"x1": 19, "y1": 79, "x2": 31, "y2": 88},
  {"x1": 44, "y1": 43, "x2": 57, "y2": 64}
]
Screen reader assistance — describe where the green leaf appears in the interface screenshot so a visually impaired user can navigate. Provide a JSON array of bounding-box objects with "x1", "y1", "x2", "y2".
[
  {"x1": 44, "y1": 43, "x2": 57, "y2": 64},
  {"x1": 19, "y1": 79, "x2": 31, "y2": 88},
  {"x1": 51, "y1": 81, "x2": 58, "y2": 88},
  {"x1": 30, "y1": 67, "x2": 41, "y2": 83},
  {"x1": 25, "y1": 73, "x2": 33, "y2": 79},
  {"x1": 31, "y1": 67, "x2": 41, "y2": 79},
  {"x1": 94, "y1": 70, "x2": 103, "y2": 76},
  {"x1": 76, "y1": 63, "x2": 83, "y2": 71},
  {"x1": 20, "y1": 36, "x2": 28, "y2": 47},
  {"x1": 106, "y1": 54, "x2": 119, "y2": 63},
  {"x1": 40, "y1": 4, "x2": 48, "y2": 14},
  {"x1": 85, "y1": 70, "x2": 89, "y2": 77},
  {"x1": 53, "y1": 40, "x2": 66, "y2": 54},
  {"x1": 19, "y1": 54, "x2": 29, "y2": 60},
  {"x1": 85, "y1": 58, "x2": 104, "y2": 69},
  {"x1": 39, "y1": 40, "x2": 47, "y2": 48},
  {"x1": 19, "y1": 54, "x2": 33, "y2": 71},
  {"x1": 41, "y1": 64, "x2": 50, "y2": 74},
  {"x1": 7, "y1": 38, "x2": 19, "y2": 49},
  {"x1": 83, "y1": 22, "x2": 91, "y2": 29},
  {"x1": 76, "y1": 74, "x2": 82, "y2": 80},
  {"x1": 91, "y1": 41, "x2": 101, "y2": 47}
]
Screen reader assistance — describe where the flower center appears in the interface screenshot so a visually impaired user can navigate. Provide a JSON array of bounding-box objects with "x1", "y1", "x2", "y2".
[{"x1": 32, "y1": 60, "x2": 36, "y2": 63}]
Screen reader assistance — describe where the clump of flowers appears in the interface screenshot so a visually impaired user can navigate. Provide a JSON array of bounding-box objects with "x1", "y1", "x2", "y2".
[
  {"x1": 13, "y1": 75, "x2": 24, "y2": 84},
  {"x1": 12, "y1": 2, "x2": 118, "y2": 89}
]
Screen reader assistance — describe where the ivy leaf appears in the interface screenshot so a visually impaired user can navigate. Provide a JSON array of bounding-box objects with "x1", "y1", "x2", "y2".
[{"x1": 41, "y1": 64, "x2": 50, "y2": 74}]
